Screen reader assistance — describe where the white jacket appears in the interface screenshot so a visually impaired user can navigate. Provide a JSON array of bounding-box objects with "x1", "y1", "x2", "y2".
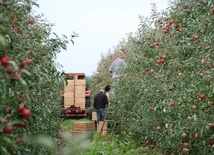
[{"x1": 109, "y1": 58, "x2": 126, "y2": 78}]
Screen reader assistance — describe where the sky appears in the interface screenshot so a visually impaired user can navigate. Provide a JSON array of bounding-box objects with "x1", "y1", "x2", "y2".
[{"x1": 33, "y1": 0, "x2": 170, "y2": 76}]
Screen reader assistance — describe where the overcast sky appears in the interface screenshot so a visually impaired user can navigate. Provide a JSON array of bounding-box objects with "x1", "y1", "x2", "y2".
[{"x1": 33, "y1": 0, "x2": 170, "y2": 76}]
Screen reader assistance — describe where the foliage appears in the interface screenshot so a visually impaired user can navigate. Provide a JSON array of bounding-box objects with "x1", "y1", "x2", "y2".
[
  {"x1": 0, "y1": 0, "x2": 74, "y2": 154},
  {"x1": 59, "y1": 118, "x2": 94, "y2": 155},
  {"x1": 90, "y1": 0, "x2": 214, "y2": 154},
  {"x1": 82, "y1": 133, "x2": 162, "y2": 155}
]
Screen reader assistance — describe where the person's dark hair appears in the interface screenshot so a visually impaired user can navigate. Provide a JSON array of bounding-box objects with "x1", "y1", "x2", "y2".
[{"x1": 104, "y1": 85, "x2": 111, "y2": 92}]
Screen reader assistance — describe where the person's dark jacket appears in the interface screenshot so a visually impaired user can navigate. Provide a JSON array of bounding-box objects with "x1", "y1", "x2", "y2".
[{"x1": 94, "y1": 91, "x2": 108, "y2": 109}]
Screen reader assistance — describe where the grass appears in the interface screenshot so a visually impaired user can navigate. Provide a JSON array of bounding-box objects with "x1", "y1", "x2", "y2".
[{"x1": 60, "y1": 118, "x2": 162, "y2": 155}]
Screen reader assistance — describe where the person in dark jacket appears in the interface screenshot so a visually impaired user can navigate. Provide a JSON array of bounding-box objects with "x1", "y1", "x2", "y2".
[{"x1": 94, "y1": 85, "x2": 110, "y2": 122}]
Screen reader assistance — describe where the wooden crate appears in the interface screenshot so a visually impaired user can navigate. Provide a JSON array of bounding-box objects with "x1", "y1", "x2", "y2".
[
  {"x1": 75, "y1": 91, "x2": 85, "y2": 98},
  {"x1": 64, "y1": 105, "x2": 70, "y2": 109},
  {"x1": 64, "y1": 85, "x2": 75, "y2": 93},
  {"x1": 74, "y1": 97, "x2": 85, "y2": 104},
  {"x1": 75, "y1": 79, "x2": 86, "y2": 86},
  {"x1": 72, "y1": 121, "x2": 95, "y2": 137},
  {"x1": 75, "y1": 86, "x2": 85, "y2": 92},
  {"x1": 64, "y1": 80, "x2": 74, "y2": 86},
  {"x1": 97, "y1": 121, "x2": 107, "y2": 136},
  {"x1": 92, "y1": 112, "x2": 97, "y2": 121},
  {"x1": 64, "y1": 93, "x2": 74, "y2": 98},
  {"x1": 64, "y1": 97, "x2": 74, "y2": 108},
  {"x1": 75, "y1": 102, "x2": 85, "y2": 108}
]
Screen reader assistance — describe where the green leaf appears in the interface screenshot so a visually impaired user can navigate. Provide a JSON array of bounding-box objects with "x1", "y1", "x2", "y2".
[{"x1": 23, "y1": 135, "x2": 57, "y2": 151}]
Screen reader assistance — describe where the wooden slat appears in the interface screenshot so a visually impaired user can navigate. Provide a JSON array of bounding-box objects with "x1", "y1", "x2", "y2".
[
  {"x1": 64, "y1": 93, "x2": 74, "y2": 98},
  {"x1": 97, "y1": 121, "x2": 107, "y2": 136},
  {"x1": 75, "y1": 98, "x2": 85, "y2": 108},
  {"x1": 92, "y1": 112, "x2": 97, "y2": 121},
  {"x1": 75, "y1": 91, "x2": 85, "y2": 98},
  {"x1": 64, "y1": 80, "x2": 74, "y2": 86},
  {"x1": 64, "y1": 86, "x2": 75, "y2": 93},
  {"x1": 72, "y1": 122, "x2": 95, "y2": 136},
  {"x1": 75, "y1": 86, "x2": 85, "y2": 91},
  {"x1": 75, "y1": 102, "x2": 85, "y2": 108},
  {"x1": 75, "y1": 79, "x2": 86, "y2": 86},
  {"x1": 64, "y1": 97, "x2": 74, "y2": 107}
]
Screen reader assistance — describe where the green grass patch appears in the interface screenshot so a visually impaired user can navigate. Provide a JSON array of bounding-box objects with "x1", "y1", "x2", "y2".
[{"x1": 60, "y1": 119, "x2": 161, "y2": 155}]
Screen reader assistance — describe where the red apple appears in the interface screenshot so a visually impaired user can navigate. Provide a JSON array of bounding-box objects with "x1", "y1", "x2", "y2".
[
  {"x1": 162, "y1": 55, "x2": 167, "y2": 60},
  {"x1": 162, "y1": 27, "x2": 169, "y2": 34},
  {"x1": 3, "y1": 126, "x2": 13, "y2": 134},
  {"x1": 143, "y1": 53, "x2": 147, "y2": 57},
  {"x1": 209, "y1": 140, "x2": 214, "y2": 146},
  {"x1": 6, "y1": 66, "x2": 13, "y2": 74},
  {"x1": 155, "y1": 42, "x2": 160, "y2": 46},
  {"x1": 144, "y1": 140, "x2": 149, "y2": 146},
  {"x1": 13, "y1": 27, "x2": 19, "y2": 34},
  {"x1": 176, "y1": 27, "x2": 182, "y2": 32},
  {"x1": 192, "y1": 105, "x2": 197, "y2": 110},
  {"x1": 18, "y1": 104, "x2": 25, "y2": 113},
  {"x1": 194, "y1": 134, "x2": 200, "y2": 140},
  {"x1": 182, "y1": 148, "x2": 189, "y2": 154},
  {"x1": 157, "y1": 126, "x2": 161, "y2": 131},
  {"x1": 27, "y1": 19, "x2": 35, "y2": 25},
  {"x1": 157, "y1": 59, "x2": 162, "y2": 64},
  {"x1": 157, "y1": 19, "x2": 163, "y2": 24},
  {"x1": 22, "y1": 59, "x2": 33, "y2": 65},
  {"x1": 0, "y1": 55, "x2": 9, "y2": 65},
  {"x1": 13, "y1": 72, "x2": 21, "y2": 80},
  {"x1": 169, "y1": 19, "x2": 174, "y2": 25},
  {"x1": 193, "y1": 34, "x2": 199, "y2": 41},
  {"x1": 212, "y1": 7, "x2": 214, "y2": 14},
  {"x1": 208, "y1": 122, "x2": 214, "y2": 129},
  {"x1": 22, "y1": 108, "x2": 31, "y2": 118},
  {"x1": 160, "y1": 59, "x2": 166, "y2": 63},
  {"x1": 170, "y1": 101, "x2": 176, "y2": 106},
  {"x1": 18, "y1": 63, "x2": 25, "y2": 68},
  {"x1": 15, "y1": 137, "x2": 21, "y2": 143},
  {"x1": 199, "y1": 94, "x2": 206, "y2": 100}
]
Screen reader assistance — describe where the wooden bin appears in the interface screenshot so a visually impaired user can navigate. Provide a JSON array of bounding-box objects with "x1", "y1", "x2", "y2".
[
  {"x1": 75, "y1": 97, "x2": 85, "y2": 108},
  {"x1": 72, "y1": 121, "x2": 95, "y2": 137},
  {"x1": 64, "y1": 80, "x2": 74, "y2": 86},
  {"x1": 97, "y1": 121, "x2": 107, "y2": 136},
  {"x1": 75, "y1": 79, "x2": 86, "y2": 86},
  {"x1": 75, "y1": 91, "x2": 85, "y2": 98},
  {"x1": 92, "y1": 112, "x2": 97, "y2": 121},
  {"x1": 64, "y1": 97, "x2": 74, "y2": 108}
]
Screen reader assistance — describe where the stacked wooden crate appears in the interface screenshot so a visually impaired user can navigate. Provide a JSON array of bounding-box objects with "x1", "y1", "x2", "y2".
[
  {"x1": 74, "y1": 77, "x2": 86, "y2": 108},
  {"x1": 63, "y1": 74, "x2": 86, "y2": 109},
  {"x1": 63, "y1": 80, "x2": 75, "y2": 109},
  {"x1": 92, "y1": 112, "x2": 97, "y2": 121},
  {"x1": 97, "y1": 121, "x2": 108, "y2": 136},
  {"x1": 72, "y1": 121, "x2": 95, "y2": 137}
]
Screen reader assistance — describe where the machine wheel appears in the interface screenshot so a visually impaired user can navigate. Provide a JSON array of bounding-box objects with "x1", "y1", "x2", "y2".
[
  {"x1": 86, "y1": 98, "x2": 90, "y2": 107},
  {"x1": 87, "y1": 107, "x2": 92, "y2": 119}
]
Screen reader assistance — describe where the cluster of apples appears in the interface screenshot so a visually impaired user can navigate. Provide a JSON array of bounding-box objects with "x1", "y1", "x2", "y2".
[{"x1": 0, "y1": 55, "x2": 33, "y2": 79}]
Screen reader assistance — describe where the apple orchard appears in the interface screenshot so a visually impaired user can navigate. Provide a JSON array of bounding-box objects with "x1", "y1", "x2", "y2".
[
  {"x1": 90, "y1": 0, "x2": 214, "y2": 154},
  {"x1": 0, "y1": 0, "x2": 72, "y2": 154},
  {"x1": 0, "y1": 0, "x2": 214, "y2": 155}
]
